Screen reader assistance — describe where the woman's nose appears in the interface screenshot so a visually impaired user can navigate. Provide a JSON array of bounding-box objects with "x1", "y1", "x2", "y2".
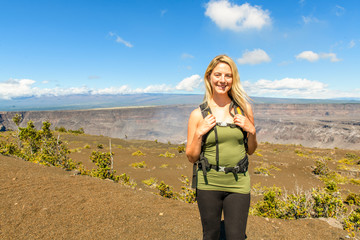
[{"x1": 219, "y1": 75, "x2": 226, "y2": 82}]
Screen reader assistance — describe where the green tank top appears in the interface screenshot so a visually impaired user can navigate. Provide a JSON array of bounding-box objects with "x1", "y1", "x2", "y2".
[{"x1": 197, "y1": 125, "x2": 250, "y2": 194}]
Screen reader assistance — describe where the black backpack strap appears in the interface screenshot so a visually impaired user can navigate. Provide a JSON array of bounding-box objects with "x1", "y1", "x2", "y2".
[
  {"x1": 199, "y1": 102, "x2": 220, "y2": 171},
  {"x1": 199, "y1": 102, "x2": 211, "y2": 118},
  {"x1": 191, "y1": 102, "x2": 218, "y2": 188},
  {"x1": 229, "y1": 101, "x2": 248, "y2": 152}
]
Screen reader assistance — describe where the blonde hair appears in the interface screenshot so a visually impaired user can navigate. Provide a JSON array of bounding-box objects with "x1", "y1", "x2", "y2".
[{"x1": 203, "y1": 54, "x2": 252, "y2": 117}]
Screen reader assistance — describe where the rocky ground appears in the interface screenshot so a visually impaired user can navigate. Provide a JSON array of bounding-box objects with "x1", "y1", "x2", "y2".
[{"x1": 1, "y1": 132, "x2": 359, "y2": 239}]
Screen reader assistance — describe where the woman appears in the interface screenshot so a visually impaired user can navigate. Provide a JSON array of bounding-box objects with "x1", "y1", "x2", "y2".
[{"x1": 186, "y1": 55, "x2": 257, "y2": 240}]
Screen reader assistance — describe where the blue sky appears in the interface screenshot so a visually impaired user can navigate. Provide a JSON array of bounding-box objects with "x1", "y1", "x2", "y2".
[{"x1": 0, "y1": 0, "x2": 359, "y2": 100}]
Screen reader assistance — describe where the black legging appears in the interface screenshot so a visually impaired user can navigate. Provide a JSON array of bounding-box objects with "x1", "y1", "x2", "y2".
[{"x1": 197, "y1": 189, "x2": 250, "y2": 240}]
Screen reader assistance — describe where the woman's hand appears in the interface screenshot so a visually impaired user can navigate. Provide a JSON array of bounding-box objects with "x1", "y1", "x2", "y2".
[
  {"x1": 197, "y1": 114, "x2": 216, "y2": 137},
  {"x1": 233, "y1": 114, "x2": 256, "y2": 135}
]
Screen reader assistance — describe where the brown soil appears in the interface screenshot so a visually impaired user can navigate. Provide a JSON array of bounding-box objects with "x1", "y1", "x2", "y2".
[{"x1": 1, "y1": 132, "x2": 359, "y2": 239}]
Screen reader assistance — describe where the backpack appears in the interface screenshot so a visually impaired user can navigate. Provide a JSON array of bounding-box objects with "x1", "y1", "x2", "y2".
[{"x1": 191, "y1": 101, "x2": 249, "y2": 189}]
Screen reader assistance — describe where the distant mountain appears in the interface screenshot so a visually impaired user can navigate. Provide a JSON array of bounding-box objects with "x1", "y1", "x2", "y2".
[{"x1": 0, "y1": 94, "x2": 359, "y2": 112}]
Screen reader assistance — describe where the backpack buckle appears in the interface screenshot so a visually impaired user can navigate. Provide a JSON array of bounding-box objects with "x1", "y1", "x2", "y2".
[
  {"x1": 218, "y1": 166, "x2": 225, "y2": 172},
  {"x1": 218, "y1": 121, "x2": 227, "y2": 127}
]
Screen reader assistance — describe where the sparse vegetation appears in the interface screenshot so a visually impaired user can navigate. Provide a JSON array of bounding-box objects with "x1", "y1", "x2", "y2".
[
  {"x1": 159, "y1": 164, "x2": 169, "y2": 169},
  {"x1": 132, "y1": 150, "x2": 145, "y2": 156},
  {"x1": 178, "y1": 175, "x2": 196, "y2": 204},
  {"x1": 55, "y1": 126, "x2": 67, "y2": 132},
  {"x1": 254, "y1": 150, "x2": 263, "y2": 157},
  {"x1": 55, "y1": 126, "x2": 84, "y2": 134},
  {"x1": 2, "y1": 122, "x2": 359, "y2": 237},
  {"x1": 90, "y1": 151, "x2": 116, "y2": 180},
  {"x1": 254, "y1": 166, "x2": 270, "y2": 176},
  {"x1": 313, "y1": 159, "x2": 330, "y2": 176},
  {"x1": 343, "y1": 208, "x2": 360, "y2": 237},
  {"x1": 251, "y1": 183, "x2": 347, "y2": 220},
  {"x1": 130, "y1": 161, "x2": 147, "y2": 168},
  {"x1": 2, "y1": 120, "x2": 79, "y2": 170},
  {"x1": 345, "y1": 193, "x2": 360, "y2": 206},
  {"x1": 254, "y1": 163, "x2": 280, "y2": 176},
  {"x1": 350, "y1": 179, "x2": 360, "y2": 185},
  {"x1": 159, "y1": 151, "x2": 175, "y2": 158},
  {"x1": 177, "y1": 144, "x2": 185, "y2": 153},
  {"x1": 142, "y1": 177, "x2": 158, "y2": 188},
  {"x1": 156, "y1": 181, "x2": 176, "y2": 199}
]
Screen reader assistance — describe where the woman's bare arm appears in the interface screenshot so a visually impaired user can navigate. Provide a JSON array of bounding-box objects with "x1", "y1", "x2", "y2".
[{"x1": 186, "y1": 108, "x2": 216, "y2": 163}]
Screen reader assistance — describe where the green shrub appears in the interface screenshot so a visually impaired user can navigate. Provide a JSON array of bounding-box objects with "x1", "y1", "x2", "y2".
[
  {"x1": 159, "y1": 164, "x2": 169, "y2": 169},
  {"x1": 313, "y1": 159, "x2": 329, "y2": 175},
  {"x1": 97, "y1": 144, "x2": 104, "y2": 149},
  {"x1": 255, "y1": 150, "x2": 263, "y2": 157},
  {"x1": 251, "y1": 184, "x2": 347, "y2": 220},
  {"x1": 55, "y1": 126, "x2": 67, "y2": 132},
  {"x1": 0, "y1": 141, "x2": 19, "y2": 156},
  {"x1": 117, "y1": 173, "x2": 136, "y2": 187},
  {"x1": 90, "y1": 151, "x2": 116, "y2": 180},
  {"x1": 142, "y1": 177, "x2": 158, "y2": 188},
  {"x1": 178, "y1": 175, "x2": 196, "y2": 204},
  {"x1": 159, "y1": 151, "x2": 175, "y2": 158},
  {"x1": 350, "y1": 179, "x2": 360, "y2": 185},
  {"x1": 345, "y1": 153, "x2": 360, "y2": 160},
  {"x1": 320, "y1": 171, "x2": 348, "y2": 185},
  {"x1": 254, "y1": 166, "x2": 270, "y2": 176},
  {"x1": 345, "y1": 193, "x2": 360, "y2": 206},
  {"x1": 156, "y1": 181, "x2": 177, "y2": 199},
  {"x1": 343, "y1": 208, "x2": 360, "y2": 235},
  {"x1": 311, "y1": 187, "x2": 347, "y2": 218},
  {"x1": 130, "y1": 161, "x2": 147, "y2": 168},
  {"x1": 338, "y1": 158, "x2": 356, "y2": 165},
  {"x1": 132, "y1": 150, "x2": 145, "y2": 156},
  {"x1": 68, "y1": 128, "x2": 84, "y2": 134},
  {"x1": 251, "y1": 186, "x2": 284, "y2": 218},
  {"x1": 177, "y1": 144, "x2": 186, "y2": 153}
]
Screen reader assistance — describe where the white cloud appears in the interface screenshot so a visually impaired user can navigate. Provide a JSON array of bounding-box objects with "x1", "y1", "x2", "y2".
[
  {"x1": 91, "y1": 86, "x2": 132, "y2": 95},
  {"x1": 243, "y1": 78, "x2": 360, "y2": 99},
  {"x1": 205, "y1": 0, "x2": 271, "y2": 31},
  {"x1": 335, "y1": 5, "x2": 345, "y2": 16},
  {"x1": 181, "y1": 53, "x2": 194, "y2": 59},
  {"x1": 0, "y1": 79, "x2": 36, "y2": 100},
  {"x1": 237, "y1": 49, "x2": 271, "y2": 65},
  {"x1": 142, "y1": 84, "x2": 173, "y2": 93},
  {"x1": 0, "y1": 75, "x2": 204, "y2": 100},
  {"x1": 302, "y1": 16, "x2": 319, "y2": 24},
  {"x1": 176, "y1": 75, "x2": 202, "y2": 91},
  {"x1": 109, "y1": 32, "x2": 133, "y2": 48},
  {"x1": 296, "y1": 51, "x2": 319, "y2": 62},
  {"x1": 296, "y1": 51, "x2": 341, "y2": 62},
  {"x1": 319, "y1": 53, "x2": 341, "y2": 62}
]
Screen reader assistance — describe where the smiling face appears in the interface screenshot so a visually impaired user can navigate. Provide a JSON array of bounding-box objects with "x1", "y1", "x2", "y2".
[{"x1": 209, "y1": 62, "x2": 233, "y2": 96}]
